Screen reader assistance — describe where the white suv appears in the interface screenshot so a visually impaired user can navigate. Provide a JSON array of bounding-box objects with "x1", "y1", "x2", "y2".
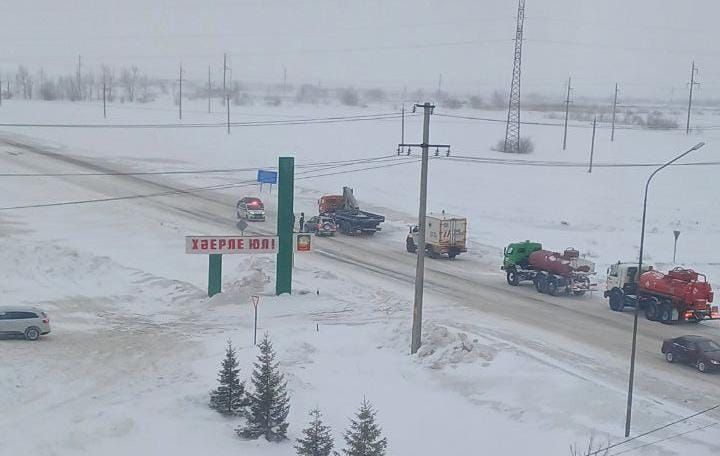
[{"x1": 0, "y1": 306, "x2": 51, "y2": 340}]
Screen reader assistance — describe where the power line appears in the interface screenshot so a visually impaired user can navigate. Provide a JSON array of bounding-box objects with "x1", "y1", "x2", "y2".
[
  {"x1": 0, "y1": 154, "x2": 401, "y2": 177},
  {"x1": 444, "y1": 155, "x2": 720, "y2": 168},
  {"x1": 609, "y1": 422, "x2": 719, "y2": 456},
  {"x1": 0, "y1": 112, "x2": 411, "y2": 129},
  {"x1": 0, "y1": 156, "x2": 420, "y2": 211},
  {"x1": 588, "y1": 402, "x2": 720, "y2": 456}
]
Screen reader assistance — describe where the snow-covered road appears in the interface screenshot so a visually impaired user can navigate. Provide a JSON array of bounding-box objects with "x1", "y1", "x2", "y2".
[{"x1": 1, "y1": 133, "x2": 719, "y2": 455}]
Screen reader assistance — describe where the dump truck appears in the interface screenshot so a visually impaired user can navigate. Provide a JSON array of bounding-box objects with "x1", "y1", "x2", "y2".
[
  {"x1": 605, "y1": 263, "x2": 719, "y2": 323},
  {"x1": 406, "y1": 213, "x2": 467, "y2": 259},
  {"x1": 501, "y1": 241, "x2": 597, "y2": 296},
  {"x1": 318, "y1": 187, "x2": 385, "y2": 235}
]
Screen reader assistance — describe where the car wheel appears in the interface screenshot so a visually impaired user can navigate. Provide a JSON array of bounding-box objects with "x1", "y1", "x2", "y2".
[
  {"x1": 665, "y1": 352, "x2": 675, "y2": 363},
  {"x1": 697, "y1": 361, "x2": 708, "y2": 373},
  {"x1": 24, "y1": 327, "x2": 41, "y2": 341}
]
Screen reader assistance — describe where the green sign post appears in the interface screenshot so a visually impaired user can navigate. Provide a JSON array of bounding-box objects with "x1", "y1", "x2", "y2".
[
  {"x1": 208, "y1": 254, "x2": 222, "y2": 297},
  {"x1": 276, "y1": 157, "x2": 294, "y2": 295}
]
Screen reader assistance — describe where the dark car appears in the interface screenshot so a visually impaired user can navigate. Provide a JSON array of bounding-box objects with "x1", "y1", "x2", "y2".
[
  {"x1": 304, "y1": 216, "x2": 336, "y2": 236},
  {"x1": 236, "y1": 197, "x2": 266, "y2": 221},
  {"x1": 661, "y1": 335, "x2": 720, "y2": 373}
]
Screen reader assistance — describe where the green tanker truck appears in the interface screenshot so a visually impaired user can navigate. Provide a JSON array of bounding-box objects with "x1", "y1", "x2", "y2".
[{"x1": 501, "y1": 240, "x2": 597, "y2": 296}]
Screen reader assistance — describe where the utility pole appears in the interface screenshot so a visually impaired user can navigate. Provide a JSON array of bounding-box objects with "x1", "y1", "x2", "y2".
[
  {"x1": 102, "y1": 78, "x2": 107, "y2": 119},
  {"x1": 686, "y1": 61, "x2": 699, "y2": 134},
  {"x1": 400, "y1": 104, "x2": 405, "y2": 154},
  {"x1": 563, "y1": 76, "x2": 572, "y2": 150},
  {"x1": 227, "y1": 95, "x2": 231, "y2": 135},
  {"x1": 282, "y1": 66, "x2": 287, "y2": 96},
  {"x1": 589, "y1": 116, "x2": 597, "y2": 173},
  {"x1": 178, "y1": 64, "x2": 183, "y2": 120},
  {"x1": 77, "y1": 54, "x2": 82, "y2": 101},
  {"x1": 208, "y1": 65, "x2": 212, "y2": 113},
  {"x1": 398, "y1": 103, "x2": 450, "y2": 354},
  {"x1": 222, "y1": 53, "x2": 228, "y2": 105},
  {"x1": 503, "y1": 0, "x2": 526, "y2": 153},
  {"x1": 0, "y1": 74, "x2": 3, "y2": 107},
  {"x1": 611, "y1": 83, "x2": 618, "y2": 142},
  {"x1": 437, "y1": 73, "x2": 442, "y2": 95}
]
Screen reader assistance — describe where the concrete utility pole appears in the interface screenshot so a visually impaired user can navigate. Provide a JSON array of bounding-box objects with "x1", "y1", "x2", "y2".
[
  {"x1": 102, "y1": 78, "x2": 106, "y2": 119},
  {"x1": 398, "y1": 102, "x2": 451, "y2": 354},
  {"x1": 226, "y1": 95, "x2": 231, "y2": 135},
  {"x1": 222, "y1": 53, "x2": 228, "y2": 105},
  {"x1": 178, "y1": 64, "x2": 183, "y2": 120},
  {"x1": 686, "y1": 61, "x2": 699, "y2": 134},
  {"x1": 611, "y1": 83, "x2": 619, "y2": 142},
  {"x1": 283, "y1": 66, "x2": 287, "y2": 95},
  {"x1": 589, "y1": 116, "x2": 597, "y2": 173},
  {"x1": 0, "y1": 74, "x2": 3, "y2": 107},
  {"x1": 77, "y1": 55, "x2": 82, "y2": 101},
  {"x1": 563, "y1": 76, "x2": 572, "y2": 150},
  {"x1": 208, "y1": 65, "x2": 212, "y2": 113}
]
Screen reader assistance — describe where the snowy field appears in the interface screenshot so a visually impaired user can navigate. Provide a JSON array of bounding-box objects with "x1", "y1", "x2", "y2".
[{"x1": 2, "y1": 98, "x2": 720, "y2": 455}]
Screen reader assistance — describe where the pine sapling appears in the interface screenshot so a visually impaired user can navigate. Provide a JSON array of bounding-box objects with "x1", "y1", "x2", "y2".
[
  {"x1": 209, "y1": 340, "x2": 249, "y2": 416},
  {"x1": 237, "y1": 333, "x2": 291, "y2": 442},
  {"x1": 342, "y1": 399, "x2": 387, "y2": 456},
  {"x1": 295, "y1": 408, "x2": 334, "y2": 456}
]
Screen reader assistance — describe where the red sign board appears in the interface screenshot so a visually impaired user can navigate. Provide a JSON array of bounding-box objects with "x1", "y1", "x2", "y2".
[{"x1": 186, "y1": 236, "x2": 278, "y2": 254}]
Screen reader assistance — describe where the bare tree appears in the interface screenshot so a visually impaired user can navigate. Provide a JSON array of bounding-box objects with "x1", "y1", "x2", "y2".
[
  {"x1": 120, "y1": 65, "x2": 139, "y2": 102},
  {"x1": 569, "y1": 436, "x2": 609, "y2": 456},
  {"x1": 15, "y1": 65, "x2": 33, "y2": 99}
]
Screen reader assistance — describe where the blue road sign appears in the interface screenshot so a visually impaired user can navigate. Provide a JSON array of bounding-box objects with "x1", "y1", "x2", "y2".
[{"x1": 257, "y1": 169, "x2": 278, "y2": 184}]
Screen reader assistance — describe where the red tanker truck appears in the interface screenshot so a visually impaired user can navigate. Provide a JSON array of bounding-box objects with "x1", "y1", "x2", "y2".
[
  {"x1": 502, "y1": 241, "x2": 597, "y2": 296},
  {"x1": 605, "y1": 264, "x2": 719, "y2": 323}
]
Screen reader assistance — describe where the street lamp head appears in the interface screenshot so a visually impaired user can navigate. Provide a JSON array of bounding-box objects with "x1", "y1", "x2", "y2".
[{"x1": 691, "y1": 142, "x2": 706, "y2": 151}]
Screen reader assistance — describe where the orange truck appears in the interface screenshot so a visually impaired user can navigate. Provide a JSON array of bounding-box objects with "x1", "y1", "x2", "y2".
[{"x1": 318, "y1": 187, "x2": 385, "y2": 235}]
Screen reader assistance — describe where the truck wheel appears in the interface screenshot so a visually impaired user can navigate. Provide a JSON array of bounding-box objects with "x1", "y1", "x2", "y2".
[
  {"x1": 659, "y1": 304, "x2": 673, "y2": 324},
  {"x1": 609, "y1": 289, "x2": 624, "y2": 311},
  {"x1": 535, "y1": 275, "x2": 547, "y2": 294},
  {"x1": 547, "y1": 277, "x2": 559, "y2": 296},
  {"x1": 573, "y1": 291, "x2": 586, "y2": 297},
  {"x1": 644, "y1": 299, "x2": 659, "y2": 321},
  {"x1": 506, "y1": 269, "x2": 519, "y2": 286}
]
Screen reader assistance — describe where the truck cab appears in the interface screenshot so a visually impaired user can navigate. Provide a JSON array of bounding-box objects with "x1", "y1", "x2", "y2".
[
  {"x1": 605, "y1": 262, "x2": 653, "y2": 296},
  {"x1": 502, "y1": 241, "x2": 542, "y2": 270}
]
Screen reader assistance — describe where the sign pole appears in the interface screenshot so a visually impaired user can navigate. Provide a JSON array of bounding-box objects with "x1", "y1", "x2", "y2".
[
  {"x1": 208, "y1": 254, "x2": 222, "y2": 297},
  {"x1": 276, "y1": 157, "x2": 294, "y2": 295},
  {"x1": 251, "y1": 295, "x2": 259, "y2": 345}
]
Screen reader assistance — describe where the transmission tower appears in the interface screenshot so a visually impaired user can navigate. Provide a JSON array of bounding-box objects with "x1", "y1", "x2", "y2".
[{"x1": 503, "y1": 0, "x2": 526, "y2": 153}]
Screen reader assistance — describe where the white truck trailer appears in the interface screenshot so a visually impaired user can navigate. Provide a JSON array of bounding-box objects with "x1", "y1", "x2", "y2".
[{"x1": 406, "y1": 213, "x2": 467, "y2": 259}]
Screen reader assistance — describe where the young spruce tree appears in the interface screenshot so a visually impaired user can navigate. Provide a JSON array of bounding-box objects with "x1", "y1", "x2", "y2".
[
  {"x1": 237, "y1": 333, "x2": 290, "y2": 442},
  {"x1": 209, "y1": 340, "x2": 249, "y2": 416},
  {"x1": 295, "y1": 408, "x2": 334, "y2": 456},
  {"x1": 341, "y1": 399, "x2": 387, "y2": 456}
]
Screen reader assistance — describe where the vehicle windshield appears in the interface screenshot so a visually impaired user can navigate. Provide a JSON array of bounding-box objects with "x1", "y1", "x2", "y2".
[{"x1": 697, "y1": 340, "x2": 720, "y2": 352}]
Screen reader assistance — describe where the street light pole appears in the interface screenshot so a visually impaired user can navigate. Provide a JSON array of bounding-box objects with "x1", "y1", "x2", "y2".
[{"x1": 624, "y1": 141, "x2": 706, "y2": 438}]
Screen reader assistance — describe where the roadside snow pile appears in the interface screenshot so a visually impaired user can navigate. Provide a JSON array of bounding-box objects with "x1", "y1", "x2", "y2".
[{"x1": 415, "y1": 323, "x2": 497, "y2": 369}]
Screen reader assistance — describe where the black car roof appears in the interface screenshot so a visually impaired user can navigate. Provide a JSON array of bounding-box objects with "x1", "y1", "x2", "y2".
[{"x1": 675, "y1": 335, "x2": 711, "y2": 342}]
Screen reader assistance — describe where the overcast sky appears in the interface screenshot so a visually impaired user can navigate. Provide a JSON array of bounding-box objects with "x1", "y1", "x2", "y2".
[{"x1": 2, "y1": 0, "x2": 719, "y2": 99}]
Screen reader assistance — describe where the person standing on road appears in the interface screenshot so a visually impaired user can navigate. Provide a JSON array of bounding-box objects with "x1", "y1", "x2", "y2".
[{"x1": 298, "y1": 212, "x2": 305, "y2": 232}]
